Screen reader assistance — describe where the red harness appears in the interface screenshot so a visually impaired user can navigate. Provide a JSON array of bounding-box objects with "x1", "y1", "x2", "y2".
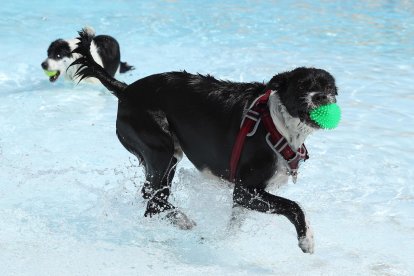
[{"x1": 229, "y1": 90, "x2": 309, "y2": 183}]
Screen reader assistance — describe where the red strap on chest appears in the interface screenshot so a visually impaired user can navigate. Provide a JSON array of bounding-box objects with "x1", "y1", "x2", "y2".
[{"x1": 229, "y1": 90, "x2": 309, "y2": 182}]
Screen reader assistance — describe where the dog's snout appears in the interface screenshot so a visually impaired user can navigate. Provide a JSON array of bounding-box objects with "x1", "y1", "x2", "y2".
[
  {"x1": 312, "y1": 94, "x2": 326, "y2": 103},
  {"x1": 41, "y1": 61, "x2": 48, "y2": 69},
  {"x1": 313, "y1": 92, "x2": 336, "y2": 104}
]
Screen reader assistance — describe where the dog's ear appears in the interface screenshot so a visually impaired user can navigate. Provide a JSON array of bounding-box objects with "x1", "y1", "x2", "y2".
[
  {"x1": 48, "y1": 39, "x2": 71, "y2": 58},
  {"x1": 266, "y1": 71, "x2": 290, "y2": 92}
]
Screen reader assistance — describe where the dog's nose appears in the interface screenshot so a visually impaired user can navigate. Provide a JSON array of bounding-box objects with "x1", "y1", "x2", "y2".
[
  {"x1": 313, "y1": 93, "x2": 336, "y2": 105},
  {"x1": 41, "y1": 61, "x2": 48, "y2": 69},
  {"x1": 312, "y1": 94, "x2": 326, "y2": 103}
]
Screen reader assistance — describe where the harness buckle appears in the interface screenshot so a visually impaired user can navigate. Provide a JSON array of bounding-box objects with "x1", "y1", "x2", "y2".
[
  {"x1": 240, "y1": 109, "x2": 262, "y2": 137},
  {"x1": 266, "y1": 133, "x2": 307, "y2": 184},
  {"x1": 265, "y1": 133, "x2": 288, "y2": 154},
  {"x1": 287, "y1": 152, "x2": 301, "y2": 164},
  {"x1": 287, "y1": 145, "x2": 308, "y2": 163}
]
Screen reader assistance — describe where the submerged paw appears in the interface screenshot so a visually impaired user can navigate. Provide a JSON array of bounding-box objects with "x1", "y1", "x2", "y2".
[{"x1": 165, "y1": 209, "x2": 196, "y2": 230}]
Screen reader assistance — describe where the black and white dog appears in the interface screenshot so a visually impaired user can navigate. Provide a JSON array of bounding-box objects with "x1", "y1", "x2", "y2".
[
  {"x1": 71, "y1": 30, "x2": 338, "y2": 254},
  {"x1": 41, "y1": 27, "x2": 134, "y2": 83}
]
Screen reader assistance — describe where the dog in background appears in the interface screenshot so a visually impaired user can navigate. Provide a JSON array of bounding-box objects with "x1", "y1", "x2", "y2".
[
  {"x1": 41, "y1": 27, "x2": 134, "y2": 83},
  {"x1": 70, "y1": 29, "x2": 339, "y2": 254}
]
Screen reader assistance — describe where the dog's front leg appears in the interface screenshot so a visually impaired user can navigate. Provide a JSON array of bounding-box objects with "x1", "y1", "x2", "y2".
[{"x1": 233, "y1": 184, "x2": 314, "y2": 254}]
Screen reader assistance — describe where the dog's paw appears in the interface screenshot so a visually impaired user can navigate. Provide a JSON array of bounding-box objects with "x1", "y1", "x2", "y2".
[
  {"x1": 165, "y1": 209, "x2": 197, "y2": 230},
  {"x1": 226, "y1": 204, "x2": 247, "y2": 232},
  {"x1": 298, "y1": 222, "x2": 315, "y2": 254}
]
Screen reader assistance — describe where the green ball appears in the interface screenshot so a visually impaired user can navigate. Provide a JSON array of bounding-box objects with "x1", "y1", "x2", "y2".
[
  {"x1": 44, "y1": 70, "x2": 58, "y2": 77},
  {"x1": 309, "y1": 103, "x2": 341, "y2": 129}
]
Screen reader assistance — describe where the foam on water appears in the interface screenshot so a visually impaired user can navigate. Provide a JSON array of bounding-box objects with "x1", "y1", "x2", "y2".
[{"x1": 1, "y1": 0, "x2": 413, "y2": 275}]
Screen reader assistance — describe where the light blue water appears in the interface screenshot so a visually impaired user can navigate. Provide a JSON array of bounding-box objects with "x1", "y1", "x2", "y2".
[{"x1": 1, "y1": 1, "x2": 413, "y2": 275}]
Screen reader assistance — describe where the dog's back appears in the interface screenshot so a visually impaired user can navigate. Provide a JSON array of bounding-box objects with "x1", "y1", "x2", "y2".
[
  {"x1": 93, "y1": 35, "x2": 134, "y2": 76},
  {"x1": 120, "y1": 71, "x2": 267, "y2": 173}
]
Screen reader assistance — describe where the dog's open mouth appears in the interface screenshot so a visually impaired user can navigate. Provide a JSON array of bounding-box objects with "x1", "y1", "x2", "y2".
[
  {"x1": 301, "y1": 110, "x2": 321, "y2": 129},
  {"x1": 44, "y1": 70, "x2": 60, "y2": 82},
  {"x1": 49, "y1": 71, "x2": 60, "y2": 82},
  {"x1": 301, "y1": 103, "x2": 341, "y2": 130}
]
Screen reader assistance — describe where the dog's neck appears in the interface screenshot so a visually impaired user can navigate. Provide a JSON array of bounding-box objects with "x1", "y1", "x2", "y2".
[{"x1": 268, "y1": 92, "x2": 314, "y2": 149}]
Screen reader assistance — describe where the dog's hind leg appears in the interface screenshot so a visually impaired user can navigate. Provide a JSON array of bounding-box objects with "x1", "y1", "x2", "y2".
[
  {"x1": 233, "y1": 184, "x2": 314, "y2": 253},
  {"x1": 142, "y1": 148, "x2": 196, "y2": 230},
  {"x1": 116, "y1": 110, "x2": 195, "y2": 229}
]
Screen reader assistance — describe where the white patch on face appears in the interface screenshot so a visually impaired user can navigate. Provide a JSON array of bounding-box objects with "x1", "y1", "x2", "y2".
[
  {"x1": 304, "y1": 91, "x2": 337, "y2": 110},
  {"x1": 44, "y1": 57, "x2": 71, "y2": 73},
  {"x1": 304, "y1": 91, "x2": 319, "y2": 109},
  {"x1": 268, "y1": 92, "x2": 314, "y2": 149},
  {"x1": 43, "y1": 39, "x2": 78, "y2": 82}
]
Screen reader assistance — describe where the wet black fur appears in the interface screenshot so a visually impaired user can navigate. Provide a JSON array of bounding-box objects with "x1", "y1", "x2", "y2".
[{"x1": 71, "y1": 29, "x2": 338, "y2": 253}]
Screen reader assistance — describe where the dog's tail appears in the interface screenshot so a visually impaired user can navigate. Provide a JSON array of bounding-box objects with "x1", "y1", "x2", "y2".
[{"x1": 70, "y1": 28, "x2": 127, "y2": 98}]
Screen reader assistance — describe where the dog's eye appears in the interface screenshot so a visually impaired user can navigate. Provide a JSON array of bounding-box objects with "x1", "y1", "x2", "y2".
[
  {"x1": 57, "y1": 54, "x2": 61, "y2": 58},
  {"x1": 297, "y1": 80, "x2": 308, "y2": 91}
]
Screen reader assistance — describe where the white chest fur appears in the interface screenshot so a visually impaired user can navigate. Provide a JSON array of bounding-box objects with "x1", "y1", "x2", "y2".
[
  {"x1": 265, "y1": 91, "x2": 314, "y2": 187},
  {"x1": 266, "y1": 161, "x2": 290, "y2": 190},
  {"x1": 268, "y1": 92, "x2": 314, "y2": 150}
]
